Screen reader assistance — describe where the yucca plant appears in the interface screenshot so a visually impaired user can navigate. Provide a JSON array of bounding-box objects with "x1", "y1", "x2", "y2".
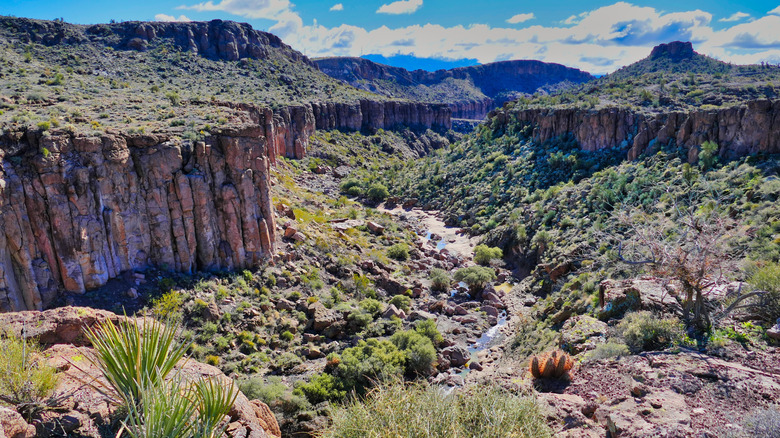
[
  {"x1": 84, "y1": 317, "x2": 189, "y2": 405},
  {"x1": 122, "y1": 376, "x2": 236, "y2": 438}
]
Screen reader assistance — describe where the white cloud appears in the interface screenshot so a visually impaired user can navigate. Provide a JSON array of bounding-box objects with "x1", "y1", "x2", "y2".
[
  {"x1": 769, "y1": 6, "x2": 780, "y2": 15},
  {"x1": 330, "y1": 3, "x2": 343, "y2": 11},
  {"x1": 376, "y1": 0, "x2": 423, "y2": 15},
  {"x1": 170, "y1": 0, "x2": 780, "y2": 74},
  {"x1": 177, "y1": 0, "x2": 293, "y2": 20},
  {"x1": 154, "y1": 13, "x2": 192, "y2": 22},
  {"x1": 719, "y1": 12, "x2": 750, "y2": 22},
  {"x1": 507, "y1": 13, "x2": 535, "y2": 24}
]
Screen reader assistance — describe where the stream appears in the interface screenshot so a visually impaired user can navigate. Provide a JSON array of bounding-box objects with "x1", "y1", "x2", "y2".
[{"x1": 378, "y1": 205, "x2": 512, "y2": 384}]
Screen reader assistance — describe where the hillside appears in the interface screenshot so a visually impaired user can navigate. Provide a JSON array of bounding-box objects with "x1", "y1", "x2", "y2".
[
  {"x1": 315, "y1": 57, "x2": 594, "y2": 119},
  {"x1": 515, "y1": 41, "x2": 780, "y2": 113}
]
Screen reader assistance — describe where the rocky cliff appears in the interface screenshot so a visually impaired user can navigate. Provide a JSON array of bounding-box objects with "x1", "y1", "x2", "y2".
[
  {"x1": 0, "y1": 96, "x2": 450, "y2": 312},
  {"x1": 1, "y1": 16, "x2": 312, "y2": 66},
  {"x1": 0, "y1": 124, "x2": 278, "y2": 312},
  {"x1": 315, "y1": 57, "x2": 594, "y2": 119},
  {"x1": 491, "y1": 99, "x2": 780, "y2": 161}
]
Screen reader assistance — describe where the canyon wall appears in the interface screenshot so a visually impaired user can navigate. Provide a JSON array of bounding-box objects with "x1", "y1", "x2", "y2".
[
  {"x1": 0, "y1": 99, "x2": 450, "y2": 312},
  {"x1": 492, "y1": 99, "x2": 780, "y2": 160},
  {"x1": 0, "y1": 125, "x2": 277, "y2": 312}
]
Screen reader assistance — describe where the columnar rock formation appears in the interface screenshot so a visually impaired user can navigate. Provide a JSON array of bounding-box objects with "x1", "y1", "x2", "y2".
[
  {"x1": 0, "y1": 125, "x2": 277, "y2": 312},
  {"x1": 491, "y1": 99, "x2": 780, "y2": 160},
  {"x1": 0, "y1": 98, "x2": 451, "y2": 313}
]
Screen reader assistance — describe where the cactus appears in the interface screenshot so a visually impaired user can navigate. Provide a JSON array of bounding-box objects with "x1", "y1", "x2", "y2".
[{"x1": 528, "y1": 349, "x2": 574, "y2": 379}]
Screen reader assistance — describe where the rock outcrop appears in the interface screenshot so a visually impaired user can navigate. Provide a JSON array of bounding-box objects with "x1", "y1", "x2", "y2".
[
  {"x1": 0, "y1": 307, "x2": 281, "y2": 438},
  {"x1": 0, "y1": 124, "x2": 277, "y2": 312},
  {"x1": 491, "y1": 99, "x2": 780, "y2": 160},
  {"x1": 0, "y1": 16, "x2": 311, "y2": 66},
  {"x1": 315, "y1": 57, "x2": 594, "y2": 120}
]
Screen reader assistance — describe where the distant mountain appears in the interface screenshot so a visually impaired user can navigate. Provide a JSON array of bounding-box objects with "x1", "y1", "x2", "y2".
[
  {"x1": 361, "y1": 54, "x2": 480, "y2": 72},
  {"x1": 512, "y1": 41, "x2": 780, "y2": 113},
  {"x1": 314, "y1": 57, "x2": 594, "y2": 119}
]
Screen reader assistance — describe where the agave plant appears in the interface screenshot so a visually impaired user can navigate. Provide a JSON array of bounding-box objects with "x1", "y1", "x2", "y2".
[{"x1": 84, "y1": 317, "x2": 189, "y2": 405}]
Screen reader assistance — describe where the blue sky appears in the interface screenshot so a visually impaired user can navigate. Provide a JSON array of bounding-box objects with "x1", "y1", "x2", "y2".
[{"x1": 5, "y1": 0, "x2": 780, "y2": 73}]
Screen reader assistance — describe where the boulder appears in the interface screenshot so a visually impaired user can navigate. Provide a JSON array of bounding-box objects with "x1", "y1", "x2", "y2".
[
  {"x1": 560, "y1": 315, "x2": 608, "y2": 355},
  {"x1": 0, "y1": 307, "x2": 128, "y2": 346},
  {"x1": 0, "y1": 407, "x2": 35, "y2": 438},
  {"x1": 308, "y1": 302, "x2": 339, "y2": 331},
  {"x1": 366, "y1": 221, "x2": 385, "y2": 234},
  {"x1": 598, "y1": 277, "x2": 678, "y2": 320},
  {"x1": 382, "y1": 304, "x2": 407, "y2": 320},
  {"x1": 442, "y1": 345, "x2": 470, "y2": 367}
]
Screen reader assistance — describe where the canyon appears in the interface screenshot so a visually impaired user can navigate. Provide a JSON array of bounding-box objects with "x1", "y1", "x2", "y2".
[
  {"x1": 492, "y1": 99, "x2": 780, "y2": 161},
  {"x1": 315, "y1": 57, "x2": 593, "y2": 120}
]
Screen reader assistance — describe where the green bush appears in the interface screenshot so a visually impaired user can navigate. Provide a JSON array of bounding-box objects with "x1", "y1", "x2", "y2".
[
  {"x1": 454, "y1": 266, "x2": 496, "y2": 292},
  {"x1": 429, "y1": 268, "x2": 451, "y2": 292},
  {"x1": 321, "y1": 382, "x2": 551, "y2": 438},
  {"x1": 239, "y1": 376, "x2": 287, "y2": 406},
  {"x1": 390, "y1": 330, "x2": 437, "y2": 376},
  {"x1": 749, "y1": 262, "x2": 780, "y2": 324},
  {"x1": 473, "y1": 244, "x2": 503, "y2": 266},
  {"x1": 387, "y1": 243, "x2": 410, "y2": 261},
  {"x1": 617, "y1": 311, "x2": 683, "y2": 353},
  {"x1": 414, "y1": 319, "x2": 443, "y2": 346},
  {"x1": 359, "y1": 298, "x2": 385, "y2": 317},
  {"x1": 367, "y1": 183, "x2": 390, "y2": 202},
  {"x1": 294, "y1": 373, "x2": 346, "y2": 404},
  {"x1": 340, "y1": 178, "x2": 362, "y2": 194},
  {"x1": 334, "y1": 339, "x2": 406, "y2": 394},
  {"x1": 0, "y1": 331, "x2": 59, "y2": 417},
  {"x1": 389, "y1": 295, "x2": 412, "y2": 312},
  {"x1": 584, "y1": 342, "x2": 631, "y2": 361}
]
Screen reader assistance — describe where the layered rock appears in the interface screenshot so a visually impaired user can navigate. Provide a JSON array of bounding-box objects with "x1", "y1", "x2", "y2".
[
  {"x1": 0, "y1": 125, "x2": 277, "y2": 312},
  {"x1": 1, "y1": 16, "x2": 311, "y2": 66},
  {"x1": 315, "y1": 57, "x2": 594, "y2": 120},
  {"x1": 492, "y1": 99, "x2": 780, "y2": 160}
]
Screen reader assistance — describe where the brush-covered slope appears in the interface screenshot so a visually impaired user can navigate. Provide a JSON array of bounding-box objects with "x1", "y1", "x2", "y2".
[
  {"x1": 0, "y1": 16, "x2": 386, "y2": 135},
  {"x1": 515, "y1": 41, "x2": 780, "y2": 113},
  {"x1": 315, "y1": 57, "x2": 594, "y2": 119}
]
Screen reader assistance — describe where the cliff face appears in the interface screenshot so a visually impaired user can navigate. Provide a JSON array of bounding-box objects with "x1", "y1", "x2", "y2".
[
  {"x1": 0, "y1": 126, "x2": 277, "y2": 312},
  {"x1": 2, "y1": 17, "x2": 312, "y2": 66},
  {"x1": 315, "y1": 57, "x2": 594, "y2": 119},
  {"x1": 0, "y1": 98, "x2": 450, "y2": 312},
  {"x1": 492, "y1": 99, "x2": 780, "y2": 161}
]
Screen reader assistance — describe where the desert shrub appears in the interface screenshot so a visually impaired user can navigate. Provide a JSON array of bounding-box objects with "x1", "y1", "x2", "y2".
[
  {"x1": 741, "y1": 406, "x2": 780, "y2": 438},
  {"x1": 0, "y1": 332, "x2": 59, "y2": 416},
  {"x1": 454, "y1": 266, "x2": 496, "y2": 292},
  {"x1": 348, "y1": 308, "x2": 374, "y2": 330},
  {"x1": 429, "y1": 268, "x2": 451, "y2": 292},
  {"x1": 748, "y1": 262, "x2": 780, "y2": 324},
  {"x1": 699, "y1": 140, "x2": 719, "y2": 170},
  {"x1": 239, "y1": 376, "x2": 287, "y2": 406},
  {"x1": 294, "y1": 373, "x2": 346, "y2": 404},
  {"x1": 151, "y1": 290, "x2": 185, "y2": 320},
  {"x1": 340, "y1": 178, "x2": 362, "y2": 195},
  {"x1": 389, "y1": 295, "x2": 411, "y2": 312},
  {"x1": 321, "y1": 382, "x2": 551, "y2": 438},
  {"x1": 473, "y1": 244, "x2": 503, "y2": 266},
  {"x1": 617, "y1": 311, "x2": 683, "y2": 353},
  {"x1": 359, "y1": 298, "x2": 385, "y2": 317},
  {"x1": 387, "y1": 243, "x2": 410, "y2": 261},
  {"x1": 390, "y1": 330, "x2": 437, "y2": 376},
  {"x1": 334, "y1": 339, "x2": 406, "y2": 394},
  {"x1": 584, "y1": 342, "x2": 631, "y2": 361},
  {"x1": 367, "y1": 183, "x2": 390, "y2": 202},
  {"x1": 414, "y1": 319, "x2": 443, "y2": 346}
]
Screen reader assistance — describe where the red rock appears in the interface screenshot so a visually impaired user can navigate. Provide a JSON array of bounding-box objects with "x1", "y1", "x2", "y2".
[
  {"x1": 0, "y1": 407, "x2": 36, "y2": 438},
  {"x1": 366, "y1": 221, "x2": 385, "y2": 234}
]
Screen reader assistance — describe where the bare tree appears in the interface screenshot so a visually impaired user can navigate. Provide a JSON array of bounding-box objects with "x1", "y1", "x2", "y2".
[{"x1": 615, "y1": 206, "x2": 742, "y2": 332}]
